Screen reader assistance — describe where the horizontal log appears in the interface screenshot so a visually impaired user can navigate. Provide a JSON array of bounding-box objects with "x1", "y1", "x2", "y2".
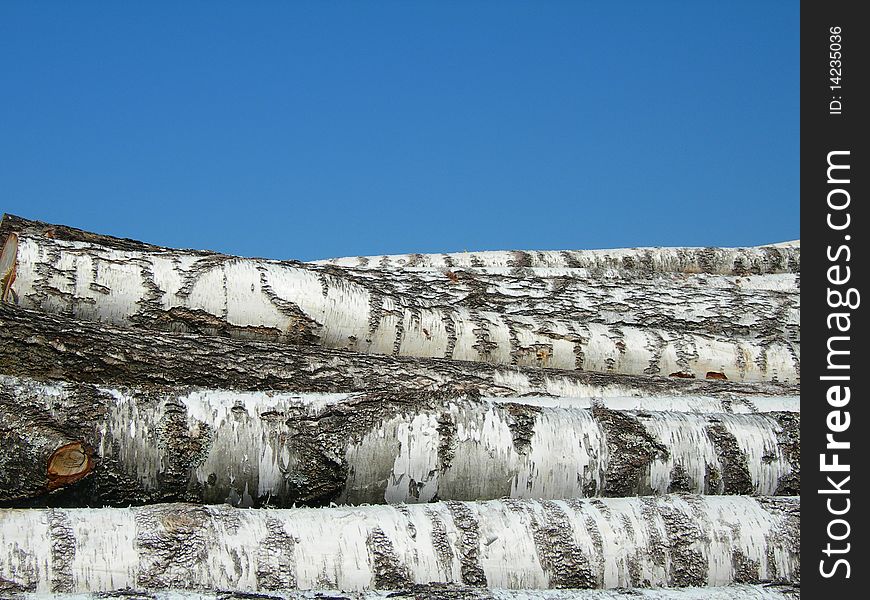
[
  {"x1": 2, "y1": 218, "x2": 798, "y2": 382},
  {"x1": 333, "y1": 266, "x2": 801, "y2": 293},
  {"x1": 0, "y1": 496, "x2": 800, "y2": 593},
  {"x1": 0, "y1": 375, "x2": 799, "y2": 506},
  {"x1": 1, "y1": 214, "x2": 800, "y2": 277},
  {"x1": 310, "y1": 243, "x2": 800, "y2": 276},
  {"x1": 0, "y1": 304, "x2": 799, "y2": 401},
  {"x1": 12, "y1": 584, "x2": 802, "y2": 600},
  {"x1": 301, "y1": 264, "x2": 799, "y2": 345}
]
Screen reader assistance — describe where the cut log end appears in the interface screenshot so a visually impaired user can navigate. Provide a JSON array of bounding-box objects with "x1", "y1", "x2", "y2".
[{"x1": 47, "y1": 442, "x2": 93, "y2": 490}]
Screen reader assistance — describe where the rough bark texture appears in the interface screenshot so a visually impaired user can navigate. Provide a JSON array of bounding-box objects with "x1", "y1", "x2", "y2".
[
  {"x1": 310, "y1": 244, "x2": 800, "y2": 276},
  {"x1": 0, "y1": 398, "x2": 94, "y2": 501},
  {"x1": 0, "y1": 375, "x2": 799, "y2": 507},
  {"x1": 0, "y1": 215, "x2": 802, "y2": 599},
  {"x1": 0, "y1": 305, "x2": 799, "y2": 403},
  {"x1": 0, "y1": 496, "x2": 799, "y2": 593},
  {"x1": 1, "y1": 216, "x2": 799, "y2": 383},
  {"x1": 12, "y1": 584, "x2": 802, "y2": 599}
]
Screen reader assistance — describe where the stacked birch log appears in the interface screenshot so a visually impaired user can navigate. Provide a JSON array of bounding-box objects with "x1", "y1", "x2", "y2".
[{"x1": 0, "y1": 214, "x2": 800, "y2": 599}]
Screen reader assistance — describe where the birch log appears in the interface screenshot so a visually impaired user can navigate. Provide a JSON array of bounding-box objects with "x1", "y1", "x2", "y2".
[
  {"x1": 0, "y1": 214, "x2": 800, "y2": 275},
  {"x1": 310, "y1": 243, "x2": 800, "y2": 275},
  {"x1": 0, "y1": 496, "x2": 800, "y2": 593},
  {"x1": 0, "y1": 375, "x2": 799, "y2": 506},
  {"x1": 14, "y1": 585, "x2": 802, "y2": 600},
  {"x1": 1, "y1": 218, "x2": 799, "y2": 382},
  {"x1": 0, "y1": 305, "x2": 799, "y2": 402}
]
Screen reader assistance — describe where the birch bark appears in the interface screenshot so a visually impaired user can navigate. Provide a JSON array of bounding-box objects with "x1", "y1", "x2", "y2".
[
  {"x1": 2, "y1": 225, "x2": 799, "y2": 382},
  {"x1": 13, "y1": 585, "x2": 801, "y2": 600},
  {"x1": 0, "y1": 375, "x2": 799, "y2": 506},
  {"x1": 0, "y1": 496, "x2": 799, "y2": 593},
  {"x1": 310, "y1": 243, "x2": 800, "y2": 276},
  {"x1": 0, "y1": 304, "x2": 798, "y2": 402}
]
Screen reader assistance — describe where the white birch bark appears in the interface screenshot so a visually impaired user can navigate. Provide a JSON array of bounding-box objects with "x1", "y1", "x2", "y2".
[
  {"x1": 0, "y1": 496, "x2": 799, "y2": 593},
  {"x1": 1, "y1": 375, "x2": 799, "y2": 506},
  {"x1": 15, "y1": 585, "x2": 801, "y2": 600},
  {"x1": 0, "y1": 304, "x2": 799, "y2": 401},
  {"x1": 310, "y1": 243, "x2": 799, "y2": 276},
  {"x1": 5, "y1": 232, "x2": 799, "y2": 383}
]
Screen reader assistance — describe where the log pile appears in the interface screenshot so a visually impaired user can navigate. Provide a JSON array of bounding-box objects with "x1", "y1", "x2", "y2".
[{"x1": 0, "y1": 214, "x2": 800, "y2": 598}]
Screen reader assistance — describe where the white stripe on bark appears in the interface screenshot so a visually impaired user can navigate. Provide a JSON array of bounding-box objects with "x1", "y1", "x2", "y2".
[
  {"x1": 0, "y1": 496, "x2": 799, "y2": 593},
  {"x1": 9, "y1": 235, "x2": 798, "y2": 382}
]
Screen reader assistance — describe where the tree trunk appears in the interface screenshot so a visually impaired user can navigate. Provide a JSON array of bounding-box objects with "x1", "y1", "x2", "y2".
[
  {"x1": 309, "y1": 243, "x2": 800, "y2": 276},
  {"x1": 11, "y1": 584, "x2": 802, "y2": 599},
  {"x1": 0, "y1": 214, "x2": 800, "y2": 276},
  {"x1": 0, "y1": 496, "x2": 799, "y2": 594},
  {"x1": 0, "y1": 305, "x2": 799, "y2": 403},
  {"x1": 1, "y1": 374, "x2": 799, "y2": 507},
  {"x1": 2, "y1": 219, "x2": 798, "y2": 383}
]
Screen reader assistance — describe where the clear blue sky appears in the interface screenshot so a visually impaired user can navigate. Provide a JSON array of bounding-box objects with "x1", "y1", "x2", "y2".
[{"x1": 1, "y1": 1, "x2": 798, "y2": 261}]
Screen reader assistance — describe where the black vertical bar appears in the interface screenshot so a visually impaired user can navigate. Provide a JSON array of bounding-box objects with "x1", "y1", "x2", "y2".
[{"x1": 802, "y1": 0, "x2": 867, "y2": 595}]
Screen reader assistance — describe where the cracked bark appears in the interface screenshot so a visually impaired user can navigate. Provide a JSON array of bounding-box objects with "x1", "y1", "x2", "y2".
[
  {"x1": 0, "y1": 305, "x2": 799, "y2": 404},
  {"x1": 0, "y1": 375, "x2": 798, "y2": 507},
  {"x1": 0, "y1": 496, "x2": 799, "y2": 593},
  {"x1": 2, "y1": 216, "x2": 799, "y2": 382}
]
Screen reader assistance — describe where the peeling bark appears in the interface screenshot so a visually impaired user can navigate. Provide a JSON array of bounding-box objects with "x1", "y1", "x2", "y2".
[
  {"x1": 0, "y1": 304, "x2": 799, "y2": 403},
  {"x1": 1, "y1": 217, "x2": 799, "y2": 382},
  {"x1": 0, "y1": 375, "x2": 798, "y2": 507},
  {"x1": 0, "y1": 496, "x2": 799, "y2": 593}
]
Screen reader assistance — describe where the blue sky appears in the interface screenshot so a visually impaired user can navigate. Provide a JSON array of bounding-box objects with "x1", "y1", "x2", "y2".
[{"x1": 0, "y1": 1, "x2": 799, "y2": 261}]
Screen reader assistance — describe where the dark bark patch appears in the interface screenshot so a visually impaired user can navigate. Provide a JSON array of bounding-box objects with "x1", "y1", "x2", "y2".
[
  {"x1": 658, "y1": 502, "x2": 708, "y2": 587},
  {"x1": 155, "y1": 400, "x2": 213, "y2": 501},
  {"x1": 592, "y1": 407, "x2": 668, "y2": 496},
  {"x1": 425, "y1": 507, "x2": 456, "y2": 579},
  {"x1": 731, "y1": 549, "x2": 761, "y2": 583},
  {"x1": 256, "y1": 517, "x2": 298, "y2": 590},
  {"x1": 501, "y1": 403, "x2": 542, "y2": 455},
  {"x1": 706, "y1": 420, "x2": 754, "y2": 495},
  {"x1": 667, "y1": 463, "x2": 693, "y2": 493},
  {"x1": 283, "y1": 393, "x2": 432, "y2": 505},
  {"x1": 436, "y1": 412, "x2": 456, "y2": 472},
  {"x1": 366, "y1": 527, "x2": 412, "y2": 589},
  {"x1": 48, "y1": 509, "x2": 76, "y2": 592},
  {"x1": 134, "y1": 504, "x2": 214, "y2": 588},
  {"x1": 770, "y1": 412, "x2": 801, "y2": 495},
  {"x1": 446, "y1": 501, "x2": 487, "y2": 587},
  {"x1": 639, "y1": 498, "x2": 667, "y2": 568},
  {"x1": 132, "y1": 306, "x2": 291, "y2": 344},
  {"x1": 509, "y1": 251, "x2": 533, "y2": 268},
  {"x1": 668, "y1": 372, "x2": 695, "y2": 379},
  {"x1": 704, "y1": 464, "x2": 723, "y2": 495},
  {"x1": 528, "y1": 501, "x2": 595, "y2": 588},
  {"x1": 0, "y1": 575, "x2": 36, "y2": 595}
]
